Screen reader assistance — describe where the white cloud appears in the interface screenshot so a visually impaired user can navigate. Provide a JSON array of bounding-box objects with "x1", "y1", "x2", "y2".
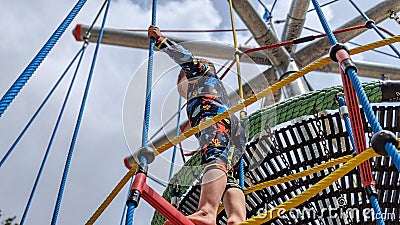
[{"x1": 1, "y1": 1, "x2": 399, "y2": 225}]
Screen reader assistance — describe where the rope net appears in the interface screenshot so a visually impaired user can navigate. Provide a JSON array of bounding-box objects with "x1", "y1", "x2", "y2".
[{"x1": 152, "y1": 105, "x2": 400, "y2": 224}]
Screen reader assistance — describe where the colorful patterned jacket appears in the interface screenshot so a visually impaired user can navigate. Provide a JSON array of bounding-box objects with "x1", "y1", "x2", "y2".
[{"x1": 156, "y1": 37, "x2": 232, "y2": 126}]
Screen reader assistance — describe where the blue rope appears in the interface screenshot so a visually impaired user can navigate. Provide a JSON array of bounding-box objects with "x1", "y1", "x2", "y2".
[
  {"x1": 347, "y1": 69, "x2": 400, "y2": 171},
  {"x1": 311, "y1": 0, "x2": 337, "y2": 45},
  {"x1": 169, "y1": 96, "x2": 182, "y2": 181},
  {"x1": 337, "y1": 97, "x2": 356, "y2": 154},
  {"x1": 0, "y1": 49, "x2": 83, "y2": 169},
  {"x1": 348, "y1": 0, "x2": 400, "y2": 58},
  {"x1": 141, "y1": 0, "x2": 158, "y2": 148},
  {"x1": 50, "y1": 0, "x2": 111, "y2": 224},
  {"x1": 119, "y1": 178, "x2": 134, "y2": 225},
  {"x1": 385, "y1": 141, "x2": 400, "y2": 168},
  {"x1": 120, "y1": 200, "x2": 128, "y2": 225},
  {"x1": 148, "y1": 174, "x2": 167, "y2": 187},
  {"x1": 256, "y1": 0, "x2": 268, "y2": 9},
  {"x1": 370, "y1": 195, "x2": 385, "y2": 225},
  {"x1": 125, "y1": 203, "x2": 135, "y2": 225},
  {"x1": 119, "y1": 201, "x2": 128, "y2": 225},
  {"x1": 0, "y1": 0, "x2": 87, "y2": 117},
  {"x1": 239, "y1": 158, "x2": 245, "y2": 189},
  {"x1": 256, "y1": 0, "x2": 272, "y2": 21},
  {"x1": 20, "y1": 46, "x2": 86, "y2": 225},
  {"x1": 126, "y1": 0, "x2": 157, "y2": 224},
  {"x1": 270, "y1": 0, "x2": 278, "y2": 14}
]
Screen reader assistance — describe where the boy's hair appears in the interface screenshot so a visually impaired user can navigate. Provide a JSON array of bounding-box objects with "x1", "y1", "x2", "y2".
[{"x1": 177, "y1": 58, "x2": 216, "y2": 85}]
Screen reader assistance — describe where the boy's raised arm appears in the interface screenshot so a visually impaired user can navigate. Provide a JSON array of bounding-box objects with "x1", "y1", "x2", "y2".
[{"x1": 148, "y1": 25, "x2": 208, "y2": 78}]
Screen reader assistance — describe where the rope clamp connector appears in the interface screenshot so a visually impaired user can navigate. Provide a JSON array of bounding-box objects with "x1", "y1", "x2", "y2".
[
  {"x1": 371, "y1": 130, "x2": 398, "y2": 156},
  {"x1": 126, "y1": 189, "x2": 141, "y2": 207},
  {"x1": 83, "y1": 32, "x2": 91, "y2": 47},
  {"x1": 330, "y1": 43, "x2": 357, "y2": 74},
  {"x1": 389, "y1": 10, "x2": 400, "y2": 24},
  {"x1": 329, "y1": 43, "x2": 348, "y2": 62},
  {"x1": 83, "y1": 32, "x2": 91, "y2": 41},
  {"x1": 240, "y1": 110, "x2": 247, "y2": 119},
  {"x1": 335, "y1": 92, "x2": 345, "y2": 104},
  {"x1": 335, "y1": 94, "x2": 348, "y2": 118},
  {"x1": 365, "y1": 19, "x2": 375, "y2": 29},
  {"x1": 83, "y1": 40, "x2": 89, "y2": 48},
  {"x1": 234, "y1": 50, "x2": 243, "y2": 58},
  {"x1": 136, "y1": 146, "x2": 156, "y2": 164},
  {"x1": 365, "y1": 185, "x2": 378, "y2": 198},
  {"x1": 339, "y1": 106, "x2": 349, "y2": 118},
  {"x1": 341, "y1": 58, "x2": 357, "y2": 75},
  {"x1": 389, "y1": 10, "x2": 397, "y2": 19}
]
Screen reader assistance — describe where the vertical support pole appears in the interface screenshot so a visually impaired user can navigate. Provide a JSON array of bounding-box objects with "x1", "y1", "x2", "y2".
[{"x1": 338, "y1": 62, "x2": 374, "y2": 187}]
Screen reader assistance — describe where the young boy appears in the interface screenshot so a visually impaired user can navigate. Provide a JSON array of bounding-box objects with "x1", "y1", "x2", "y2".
[{"x1": 148, "y1": 26, "x2": 246, "y2": 225}]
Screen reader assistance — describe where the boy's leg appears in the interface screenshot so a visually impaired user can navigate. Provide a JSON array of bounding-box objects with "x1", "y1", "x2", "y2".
[
  {"x1": 187, "y1": 168, "x2": 227, "y2": 225},
  {"x1": 164, "y1": 167, "x2": 227, "y2": 225},
  {"x1": 188, "y1": 118, "x2": 230, "y2": 225},
  {"x1": 167, "y1": 109, "x2": 232, "y2": 225},
  {"x1": 223, "y1": 186, "x2": 246, "y2": 225}
]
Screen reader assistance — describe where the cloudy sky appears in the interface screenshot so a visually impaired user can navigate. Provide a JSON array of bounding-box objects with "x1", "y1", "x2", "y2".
[{"x1": 0, "y1": 0, "x2": 399, "y2": 224}]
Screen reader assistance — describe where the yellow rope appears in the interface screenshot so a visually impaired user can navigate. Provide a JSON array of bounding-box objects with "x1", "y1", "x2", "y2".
[
  {"x1": 85, "y1": 164, "x2": 137, "y2": 225},
  {"x1": 216, "y1": 154, "x2": 352, "y2": 213},
  {"x1": 85, "y1": 35, "x2": 400, "y2": 225},
  {"x1": 349, "y1": 36, "x2": 400, "y2": 55},
  {"x1": 243, "y1": 154, "x2": 353, "y2": 195},
  {"x1": 227, "y1": 0, "x2": 246, "y2": 119},
  {"x1": 239, "y1": 148, "x2": 378, "y2": 225}
]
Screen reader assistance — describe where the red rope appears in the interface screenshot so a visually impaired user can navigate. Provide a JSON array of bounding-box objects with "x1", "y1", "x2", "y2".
[
  {"x1": 124, "y1": 28, "x2": 249, "y2": 33},
  {"x1": 218, "y1": 25, "x2": 366, "y2": 84},
  {"x1": 179, "y1": 143, "x2": 186, "y2": 163},
  {"x1": 149, "y1": 103, "x2": 187, "y2": 142},
  {"x1": 314, "y1": 24, "x2": 366, "y2": 38},
  {"x1": 184, "y1": 150, "x2": 198, "y2": 157},
  {"x1": 243, "y1": 25, "x2": 366, "y2": 54},
  {"x1": 377, "y1": 25, "x2": 396, "y2": 37},
  {"x1": 219, "y1": 60, "x2": 237, "y2": 80},
  {"x1": 180, "y1": 121, "x2": 190, "y2": 133}
]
